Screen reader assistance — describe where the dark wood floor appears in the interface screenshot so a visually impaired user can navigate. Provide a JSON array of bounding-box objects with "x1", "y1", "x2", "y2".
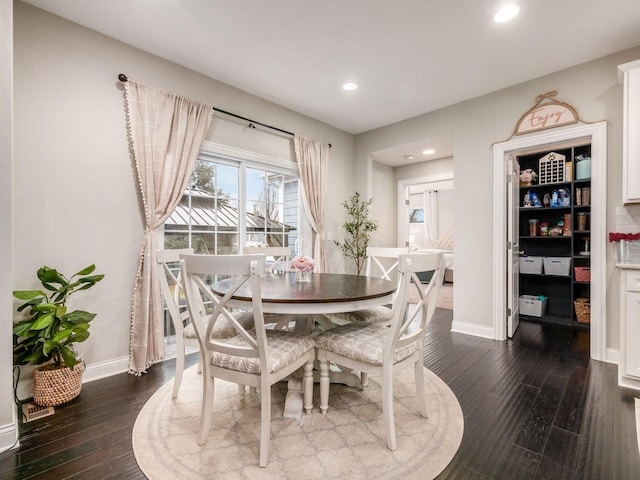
[{"x1": 2, "y1": 310, "x2": 639, "y2": 479}]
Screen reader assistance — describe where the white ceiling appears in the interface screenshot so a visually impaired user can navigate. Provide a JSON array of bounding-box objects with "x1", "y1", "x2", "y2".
[{"x1": 21, "y1": 0, "x2": 640, "y2": 163}]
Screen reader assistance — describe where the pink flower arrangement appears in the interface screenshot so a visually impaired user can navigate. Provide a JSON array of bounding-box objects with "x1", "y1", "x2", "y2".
[
  {"x1": 290, "y1": 255, "x2": 315, "y2": 272},
  {"x1": 608, "y1": 232, "x2": 640, "y2": 242},
  {"x1": 519, "y1": 168, "x2": 538, "y2": 183}
]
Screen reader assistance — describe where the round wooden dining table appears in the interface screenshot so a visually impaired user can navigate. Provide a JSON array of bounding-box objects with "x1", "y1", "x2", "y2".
[
  {"x1": 211, "y1": 271, "x2": 396, "y2": 315},
  {"x1": 211, "y1": 272, "x2": 397, "y2": 418}
]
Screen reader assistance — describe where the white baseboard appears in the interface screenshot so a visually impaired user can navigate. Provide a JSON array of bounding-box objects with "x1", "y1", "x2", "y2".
[
  {"x1": 16, "y1": 356, "x2": 130, "y2": 401},
  {"x1": 0, "y1": 422, "x2": 18, "y2": 454},
  {"x1": 83, "y1": 356, "x2": 130, "y2": 383},
  {"x1": 451, "y1": 320, "x2": 496, "y2": 339},
  {"x1": 606, "y1": 348, "x2": 620, "y2": 365}
]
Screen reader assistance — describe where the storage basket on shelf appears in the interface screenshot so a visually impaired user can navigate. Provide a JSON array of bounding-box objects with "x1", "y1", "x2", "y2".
[
  {"x1": 543, "y1": 257, "x2": 571, "y2": 276},
  {"x1": 574, "y1": 298, "x2": 590, "y2": 324},
  {"x1": 519, "y1": 256, "x2": 543, "y2": 274},
  {"x1": 519, "y1": 295, "x2": 547, "y2": 317},
  {"x1": 574, "y1": 266, "x2": 591, "y2": 282}
]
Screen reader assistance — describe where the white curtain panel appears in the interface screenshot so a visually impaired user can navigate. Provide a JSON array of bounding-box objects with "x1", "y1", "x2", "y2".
[
  {"x1": 424, "y1": 190, "x2": 438, "y2": 242},
  {"x1": 294, "y1": 135, "x2": 329, "y2": 273},
  {"x1": 125, "y1": 79, "x2": 213, "y2": 375}
]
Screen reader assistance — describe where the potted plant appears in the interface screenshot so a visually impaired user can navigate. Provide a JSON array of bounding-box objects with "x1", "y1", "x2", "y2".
[
  {"x1": 13, "y1": 264, "x2": 104, "y2": 406},
  {"x1": 334, "y1": 192, "x2": 379, "y2": 275}
]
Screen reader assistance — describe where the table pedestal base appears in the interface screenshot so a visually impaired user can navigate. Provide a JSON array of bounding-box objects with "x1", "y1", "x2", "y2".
[{"x1": 283, "y1": 366, "x2": 362, "y2": 419}]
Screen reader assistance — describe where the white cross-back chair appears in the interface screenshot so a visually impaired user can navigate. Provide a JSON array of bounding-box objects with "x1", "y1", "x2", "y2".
[
  {"x1": 242, "y1": 246, "x2": 300, "y2": 330},
  {"x1": 157, "y1": 249, "x2": 254, "y2": 398},
  {"x1": 328, "y1": 246, "x2": 409, "y2": 326},
  {"x1": 179, "y1": 253, "x2": 316, "y2": 467},
  {"x1": 366, "y1": 246, "x2": 408, "y2": 280},
  {"x1": 243, "y1": 246, "x2": 291, "y2": 273},
  {"x1": 316, "y1": 252, "x2": 445, "y2": 451}
]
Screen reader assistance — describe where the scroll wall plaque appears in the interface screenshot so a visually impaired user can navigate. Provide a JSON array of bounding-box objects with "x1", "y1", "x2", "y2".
[{"x1": 513, "y1": 91, "x2": 579, "y2": 136}]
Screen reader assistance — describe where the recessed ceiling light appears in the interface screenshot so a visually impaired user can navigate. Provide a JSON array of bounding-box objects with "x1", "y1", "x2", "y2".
[
  {"x1": 404, "y1": 155, "x2": 414, "y2": 161},
  {"x1": 422, "y1": 149, "x2": 435, "y2": 155},
  {"x1": 494, "y1": 4, "x2": 520, "y2": 23},
  {"x1": 342, "y1": 82, "x2": 358, "y2": 91}
]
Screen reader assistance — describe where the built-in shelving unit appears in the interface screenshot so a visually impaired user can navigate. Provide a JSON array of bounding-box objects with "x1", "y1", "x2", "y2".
[{"x1": 518, "y1": 144, "x2": 591, "y2": 328}]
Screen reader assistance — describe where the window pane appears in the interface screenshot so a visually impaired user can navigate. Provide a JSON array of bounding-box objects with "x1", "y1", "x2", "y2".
[
  {"x1": 246, "y1": 232, "x2": 266, "y2": 247},
  {"x1": 162, "y1": 155, "x2": 302, "y2": 341},
  {"x1": 190, "y1": 232, "x2": 215, "y2": 254},
  {"x1": 245, "y1": 169, "x2": 297, "y2": 249},
  {"x1": 215, "y1": 163, "x2": 238, "y2": 200},
  {"x1": 216, "y1": 233, "x2": 238, "y2": 255},
  {"x1": 246, "y1": 167, "x2": 265, "y2": 202},
  {"x1": 163, "y1": 232, "x2": 189, "y2": 250}
]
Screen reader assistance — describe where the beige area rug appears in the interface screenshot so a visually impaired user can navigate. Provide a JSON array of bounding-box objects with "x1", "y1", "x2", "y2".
[
  {"x1": 436, "y1": 282, "x2": 453, "y2": 310},
  {"x1": 133, "y1": 365, "x2": 463, "y2": 480}
]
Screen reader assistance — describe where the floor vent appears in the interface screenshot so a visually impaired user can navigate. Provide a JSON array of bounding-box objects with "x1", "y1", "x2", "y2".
[{"x1": 22, "y1": 402, "x2": 55, "y2": 422}]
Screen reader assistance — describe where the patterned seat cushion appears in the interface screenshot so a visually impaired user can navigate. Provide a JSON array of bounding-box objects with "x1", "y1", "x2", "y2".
[
  {"x1": 328, "y1": 305, "x2": 393, "y2": 324},
  {"x1": 183, "y1": 311, "x2": 255, "y2": 340},
  {"x1": 211, "y1": 329, "x2": 315, "y2": 374},
  {"x1": 315, "y1": 322, "x2": 417, "y2": 366}
]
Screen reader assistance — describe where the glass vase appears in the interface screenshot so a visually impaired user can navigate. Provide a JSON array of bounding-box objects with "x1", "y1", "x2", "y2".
[{"x1": 295, "y1": 270, "x2": 311, "y2": 283}]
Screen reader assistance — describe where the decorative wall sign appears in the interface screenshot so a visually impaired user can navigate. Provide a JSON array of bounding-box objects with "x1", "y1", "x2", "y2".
[{"x1": 513, "y1": 91, "x2": 579, "y2": 136}]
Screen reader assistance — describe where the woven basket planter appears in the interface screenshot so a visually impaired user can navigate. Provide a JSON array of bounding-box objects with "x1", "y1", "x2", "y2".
[{"x1": 33, "y1": 361, "x2": 85, "y2": 407}]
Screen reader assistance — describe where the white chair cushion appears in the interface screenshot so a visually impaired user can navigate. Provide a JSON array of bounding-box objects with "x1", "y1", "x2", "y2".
[
  {"x1": 315, "y1": 322, "x2": 417, "y2": 366},
  {"x1": 328, "y1": 305, "x2": 393, "y2": 324},
  {"x1": 183, "y1": 311, "x2": 255, "y2": 340},
  {"x1": 211, "y1": 330, "x2": 315, "y2": 374}
]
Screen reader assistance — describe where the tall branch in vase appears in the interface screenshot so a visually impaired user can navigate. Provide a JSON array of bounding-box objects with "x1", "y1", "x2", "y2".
[{"x1": 334, "y1": 192, "x2": 378, "y2": 275}]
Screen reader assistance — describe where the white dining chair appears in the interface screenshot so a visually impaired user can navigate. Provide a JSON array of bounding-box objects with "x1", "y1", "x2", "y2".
[
  {"x1": 327, "y1": 246, "x2": 409, "y2": 326},
  {"x1": 179, "y1": 253, "x2": 316, "y2": 467},
  {"x1": 243, "y1": 245, "x2": 305, "y2": 331},
  {"x1": 157, "y1": 249, "x2": 254, "y2": 398},
  {"x1": 242, "y1": 245, "x2": 291, "y2": 273},
  {"x1": 316, "y1": 252, "x2": 445, "y2": 451}
]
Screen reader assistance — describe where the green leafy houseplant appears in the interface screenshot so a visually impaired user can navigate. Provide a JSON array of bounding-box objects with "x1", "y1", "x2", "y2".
[
  {"x1": 13, "y1": 264, "x2": 104, "y2": 370},
  {"x1": 334, "y1": 192, "x2": 379, "y2": 275}
]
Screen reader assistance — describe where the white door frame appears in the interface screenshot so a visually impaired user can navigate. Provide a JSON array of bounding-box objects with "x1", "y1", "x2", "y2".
[
  {"x1": 492, "y1": 121, "x2": 607, "y2": 361},
  {"x1": 397, "y1": 173, "x2": 454, "y2": 248}
]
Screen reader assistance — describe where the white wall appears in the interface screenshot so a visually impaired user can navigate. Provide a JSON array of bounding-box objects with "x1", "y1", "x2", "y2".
[
  {"x1": 0, "y1": 0, "x2": 16, "y2": 453},
  {"x1": 369, "y1": 156, "x2": 455, "y2": 248},
  {"x1": 368, "y1": 160, "x2": 395, "y2": 250},
  {"x1": 436, "y1": 189, "x2": 454, "y2": 236},
  {"x1": 10, "y1": 2, "x2": 355, "y2": 397},
  {"x1": 395, "y1": 156, "x2": 454, "y2": 182},
  {"x1": 356, "y1": 46, "x2": 640, "y2": 347}
]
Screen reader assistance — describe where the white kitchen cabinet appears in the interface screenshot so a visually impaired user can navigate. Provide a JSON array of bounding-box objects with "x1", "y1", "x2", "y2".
[
  {"x1": 618, "y1": 266, "x2": 640, "y2": 390},
  {"x1": 618, "y1": 60, "x2": 640, "y2": 203}
]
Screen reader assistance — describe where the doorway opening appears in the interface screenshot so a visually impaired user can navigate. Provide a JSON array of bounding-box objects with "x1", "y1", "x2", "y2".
[
  {"x1": 398, "y1": 173, "x2": 455, "y2": 306},
  {"x1": 397, "y1": 174, "x2": 454, "y2": 249},
  {"x1": 492, "y1": 122, "x2": 607, "y2": 361}
]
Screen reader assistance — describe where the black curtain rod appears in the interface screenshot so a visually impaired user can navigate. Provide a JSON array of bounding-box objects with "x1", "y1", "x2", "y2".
[{"x1": 118, "y1": 73, "x2": 331, "y2": 147}]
